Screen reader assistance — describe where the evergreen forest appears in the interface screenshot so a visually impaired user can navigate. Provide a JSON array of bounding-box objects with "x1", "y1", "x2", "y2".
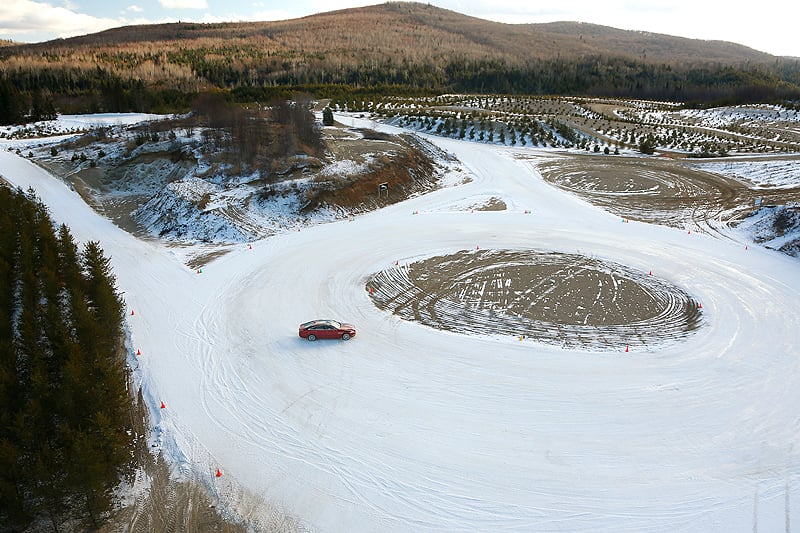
[{"x1": 0, "y1": 186, "x2": 132, "y2": 532}]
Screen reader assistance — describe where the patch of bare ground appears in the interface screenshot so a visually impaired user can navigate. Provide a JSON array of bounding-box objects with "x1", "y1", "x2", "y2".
[
  {"x1": 533, "y1": 153, "x2": 800, "y2": 233},
  {"x1": 323, "y1": 125, "x2": 403, "y2": 163},
  {"x1": 470, "y1": 196, "x2": 507, "y2": 211},
  {"x1": 368, "y1": 249, "x2": 701, "y2": 351},
  {"x1": 102, "y1": 371, "x2": 304, "y2": 533},
  {"x1": 29, "y1": 118, "x2": 446, "y2": 270},
  {"x1": 99, "y1": 380, "x2": 247, "y2": 533},
  {"x1": 184, "y1": 246, "x2": 235, "y2": 270},
  {"x1": 302, "y1": 132, "x2": 440, "y2": 213}
]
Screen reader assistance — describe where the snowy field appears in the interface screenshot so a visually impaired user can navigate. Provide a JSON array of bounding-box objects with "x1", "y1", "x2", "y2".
[
  {"x1": 2, "y1": 114, "x2": 800, "y2": 532},
  {"x1": 0, "y1": 113, "x2": 166, "y2": 140},
  {"x1": 691, "y1": 158, "x2": 800, "y2": 189}
]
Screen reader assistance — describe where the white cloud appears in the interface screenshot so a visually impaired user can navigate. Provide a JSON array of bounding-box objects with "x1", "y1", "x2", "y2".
[
  {"x1": 158, "y1": 0, "x2": 208, "y2": 9},
  {"x1": 0, "y1": 0, "x2": 123, "y2": 41},
  {"x1": 127, "y1": 5, "x2": 144, "y2": 13}
]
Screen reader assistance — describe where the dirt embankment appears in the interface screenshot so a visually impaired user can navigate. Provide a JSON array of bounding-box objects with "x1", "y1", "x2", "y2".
[{"x1": 303, "y1": 134, "x2": 438, "y2": 213}]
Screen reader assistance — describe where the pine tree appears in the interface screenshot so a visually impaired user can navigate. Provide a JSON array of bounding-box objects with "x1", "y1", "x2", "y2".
[
  {"x1": 70, "y1": 241, "x2": 129, "y2": 523},
  {"x1": 0, "y1": 189, "x2": 28, "y2": 529},
  {"x1": 0, "y1": 79, "x2": 26, "y2": 125},
  {"x1": 0, "y1": 188, "x2": 132, "y2": 530},
  {"x1": 638, "y1": 134, "x2": 657, "y2": 154},
  {"x1": 322, "y1": 106, "x2": 334, "y2": 126},
  {"x1": 30, "y1": 88, "x2": 58, "y2": 122}
]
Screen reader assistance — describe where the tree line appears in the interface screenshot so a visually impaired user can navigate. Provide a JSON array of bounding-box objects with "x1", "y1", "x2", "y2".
[
  {"x1": 2, "y1": 51, "x2": 799, "y2": 125},
  {"x1": 0, "y1": 71, "x2": 195, "y2": 126},
  {"x1": 0, "y1": 186, "x2": 132, "y2": 531}
]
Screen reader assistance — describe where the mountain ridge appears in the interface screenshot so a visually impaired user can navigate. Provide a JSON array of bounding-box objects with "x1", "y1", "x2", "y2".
[{"x1": 19, "y1": 2, "x2": 784, "y2": 65}]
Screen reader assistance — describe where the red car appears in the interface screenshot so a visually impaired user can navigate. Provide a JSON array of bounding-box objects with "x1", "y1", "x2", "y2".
[{"x1": 299, "y1": 319, "x2": 356, "y2": 341}]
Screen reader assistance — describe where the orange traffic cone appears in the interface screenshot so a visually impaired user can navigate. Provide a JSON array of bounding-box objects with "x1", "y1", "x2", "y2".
[
  {"x1": 698, "y1": 302, "x2": 703, "y2": 309},
  {"x1": 625, "y1": 345, "x2": 629, "y2": 353},
  {"x1": 136, "y1": 349, "x2": 141, "y2": 356},
  {"x1": 160, "y1": 401, "x2": 166, "y2": 409},
  {"x1": 131, "y1": 309, "x2": 135, "y2": 316},
  {"x1": 215, "y1": 468, "x2": 222, "y2": 477}
]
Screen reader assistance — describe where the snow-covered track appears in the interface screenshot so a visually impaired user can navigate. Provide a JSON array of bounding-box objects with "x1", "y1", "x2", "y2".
[{"x1": 4, "y1": 116, "x2": 800, "y2": 532}]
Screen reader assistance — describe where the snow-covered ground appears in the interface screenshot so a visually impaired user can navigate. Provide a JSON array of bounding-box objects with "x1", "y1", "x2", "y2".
[
  {"x1": 691, "y1": 157, "x2": 800, "y2": 189},
  {"x1": 3, "y1": 114, "x2": 800, "y2": 532},
  {"x1": 0, "y1": 113, "x2": 166, "y2": 140}
]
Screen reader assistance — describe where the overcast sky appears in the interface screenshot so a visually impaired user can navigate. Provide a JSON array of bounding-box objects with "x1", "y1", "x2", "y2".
[{"x1": 1, "y1": 0, "x2": 798, "y2": 57}]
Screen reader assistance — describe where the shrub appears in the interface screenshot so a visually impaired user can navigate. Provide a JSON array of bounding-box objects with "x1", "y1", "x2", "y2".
[
  {"x1": 322, "y1": 107, "x2": 334, "y2": 126},
  {"x1": 638, "y1": 135, "x2": 657, "y2": 154}
]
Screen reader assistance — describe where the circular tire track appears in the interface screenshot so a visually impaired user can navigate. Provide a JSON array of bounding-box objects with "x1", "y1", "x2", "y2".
[
  {"x1": 536, "y1": 157, "x2": 750, "y2": 232},
  {"x1": 367, "y1": 249, "x2": 702, "y2": 351}
]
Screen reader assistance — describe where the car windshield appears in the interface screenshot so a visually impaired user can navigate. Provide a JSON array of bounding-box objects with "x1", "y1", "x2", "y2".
[{"x1": 328, "y1": 320, "x2": 341, "y2": 329}]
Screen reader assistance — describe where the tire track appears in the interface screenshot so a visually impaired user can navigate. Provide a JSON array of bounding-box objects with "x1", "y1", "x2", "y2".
[{"x1": 368, "y1": 249, "x2": 701, "y2": 351}]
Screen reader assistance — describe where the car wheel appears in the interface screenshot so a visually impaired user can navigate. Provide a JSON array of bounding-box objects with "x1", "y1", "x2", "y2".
[
  {"x1": 342, "y1": 333, "x2": 351, "y2": 340},
  {"x1": 307, "y1": 334, "x2": 316, "y2": 341}
]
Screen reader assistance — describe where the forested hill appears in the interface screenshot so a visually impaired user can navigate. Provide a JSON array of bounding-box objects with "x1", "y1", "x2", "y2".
[
  {"x1": 15, "y1": 3, "x2": 783, "y2": 65},
  {"x1": 1, "y1": 2, "x2": 799, "y2": 121}
]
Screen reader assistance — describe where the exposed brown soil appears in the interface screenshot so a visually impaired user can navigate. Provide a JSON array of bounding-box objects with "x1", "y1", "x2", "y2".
[
  {"x1": 35, "y1": 151, "x2": 192, "y2": 239},
  {"x1": 302, "y1": 136, "x2": 438, "y2": 213},
  {"x1": 470, "y1": 196, "x2": 507, "y2": 211},
  {"x1": 534, "y1": 153, "x2": 800, "y2": 233},
  {"x1": 368, "y1": 249, "x2": 701, "y2": 351}
]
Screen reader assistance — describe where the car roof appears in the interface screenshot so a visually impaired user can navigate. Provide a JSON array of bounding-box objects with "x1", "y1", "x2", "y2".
[{"x1": 301, "y1": 319, "x2": 339, "y2": 328}]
